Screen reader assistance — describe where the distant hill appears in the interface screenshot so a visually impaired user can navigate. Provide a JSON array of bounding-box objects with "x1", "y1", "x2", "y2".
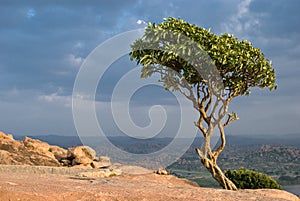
[
  {"x1": 225, "y1": 134, "x2": 300, "y2": 148},
  {"x1": 14, "y1": 135, "x2": 83, "y2": 148},
  {"x1": 13, "y1": 133, "x2": 300, "y2": 149}
]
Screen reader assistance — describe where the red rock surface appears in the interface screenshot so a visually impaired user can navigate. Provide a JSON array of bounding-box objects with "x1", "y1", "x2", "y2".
[{"x1": 0, "y1": 170, "x2": 298, "y2": 201}]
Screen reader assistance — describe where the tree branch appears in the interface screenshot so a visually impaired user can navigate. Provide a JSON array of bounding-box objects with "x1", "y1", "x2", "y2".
[
  {"x1": 223, "y1": 113, "x2": 239, "y2": 127},
  {"x1": 199, "y1": 90, "x2": 210, "y2": 125},
  {"x1": 211, "y1": 121, "x2": 226, "y2": 165}
]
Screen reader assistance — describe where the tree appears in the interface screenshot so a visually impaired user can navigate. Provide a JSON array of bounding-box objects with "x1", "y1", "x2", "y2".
[{"x1": 130, "y1": 17, "x2": 276, "y2": 190}]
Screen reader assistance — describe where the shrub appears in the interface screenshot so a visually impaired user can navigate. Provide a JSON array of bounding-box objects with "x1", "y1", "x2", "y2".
[{"x1": 225, "y1": 168, "x2": 282, "y2": 189}]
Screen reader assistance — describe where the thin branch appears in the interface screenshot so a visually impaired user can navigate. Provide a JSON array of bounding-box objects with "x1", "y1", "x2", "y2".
[
  {"x1": 211, "y1": 121, "x2": 226, "y2": 164},
  {"x1": 210, "y1": 97, "x2": 222, "y2": 126},
  {"x1": 195, "y1": 147, "x2": 205, "y2": 159},
  {"x1": 199, "y1": 92, "x2": 210, "y2": 125},
  {"x1": 197, "y1": 84, "x2": 201, "y2": 108},
  {"x1": 223, "y1": 113, "x2": 239, "y2": 127},
  {"x1": 177, "y1": 80, "x2": 198, "y2": 110},
  {"x1": 204, "y1": 93, "x2": 212, "y2": 113},
  {"x1": 177, "y1": 85, "x2": 195, "y2": 104},
  {"x1": 195, "y1": 116, "x2": 208, "y2": 136}
]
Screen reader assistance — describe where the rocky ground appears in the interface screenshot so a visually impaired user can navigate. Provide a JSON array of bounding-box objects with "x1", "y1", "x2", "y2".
[
  {"x1": 0, "y1": 166, "x2": 299, "y2": 201},
  {"x1": 0, "y1": 131, "x2": 299, "y2": 201}
]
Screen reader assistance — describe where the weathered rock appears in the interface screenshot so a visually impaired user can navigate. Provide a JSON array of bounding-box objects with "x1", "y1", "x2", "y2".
[
  {"x1": 0, "y1": 132, "x2": 13, "y2": 140},
  {"x1": 27, "y1": 153, "x2": 61, "y2": 166},
  {"x1": 67, "y1": 146, "x2": 96, "y2": 166},
  {"x1": 154, "y1": 168, "x2": 168, "y2": 175},
  {"x1": 0, "y1": 132, "x2": 60, "y2": 166},
  {"x1": 0, "y1": 136, "x2": 23, "y2": 153},
  {"x1": 72, "y1": 156, "x2": 93, "y2": 166},
  {"x1": 0, "y1": 150, "x2": 17, "y2": 164},
  {"x1": 67, "y1": 146, "x2": 96, "y2": 160},
  {"x1": 23, "y1": 137, "x2": 54, "y2": 158},
  {"x1": 50, "y1": 145, "x2": 68, "y2": 161},
  {"x1": 0, "y1": 147, "x2": 60, "y2": 166},
  {"x1": 91, "y1": 156, "x2": 111, "y2": 168},
  {"x1": 0, "y1": 132, "x2": 103, "y2": 168},
  {"x1": 91, "y1": 161, "x2": 109, "y2": 168},
  {"x1": 60, "y1": 159, "x2": 71, "y2": 166}
]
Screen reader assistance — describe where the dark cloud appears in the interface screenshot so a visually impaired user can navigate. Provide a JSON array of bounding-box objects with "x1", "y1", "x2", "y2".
[
  {"x1": 0, "y1": 0, "x2": 299, "y2": 136},
  {"x1": 250, "y1": 0, "x2": 300, "y2": 36},
  {"x1": 0, "y1": 1, "x2": 139, "y2": 93}
]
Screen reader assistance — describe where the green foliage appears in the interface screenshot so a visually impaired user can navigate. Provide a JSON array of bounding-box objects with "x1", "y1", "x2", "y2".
[
  {"x1": 225, "y1": 168, "x2": 282, "y2": 189},
  {"x1": 48, "y1": 148, "x2": 53, "y2": 152},
  {"x1": 130, "y1": 17, "x2": 277, "y2": 96},
  {"x1": 191, "y1": 177, "x2": 220, "y2": 188}
]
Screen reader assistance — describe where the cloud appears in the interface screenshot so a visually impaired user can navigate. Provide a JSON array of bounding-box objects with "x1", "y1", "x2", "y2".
[
  {"x1": 136, "y1": 19, "x2": 146, "y2": 25},
  {"x1": 65, "y1": 54, "x2": 84, "y2": 68},
  {"x1": 221, "y1": 0, "x2": 261, "y2": 36},
  {"x1": 38, "y1": 93, "x2": 72, "y2": 108},
  {"x1": 228, "y1": 95, "x2": 300, "y2": 135},
  {"x1": 0, "y1": 1, "x2": 140, "y2": 94},
  {"x1": 0, "y1": 0, "x2": 299, "y2": 137},
  {"x1": 26, "y1": 8, "x2": 36, "y2": 19}
]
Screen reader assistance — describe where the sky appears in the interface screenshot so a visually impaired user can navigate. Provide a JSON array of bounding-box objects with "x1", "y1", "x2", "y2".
[{"x1": 0, "y1": 0, "x2": 299, "y2": 138}]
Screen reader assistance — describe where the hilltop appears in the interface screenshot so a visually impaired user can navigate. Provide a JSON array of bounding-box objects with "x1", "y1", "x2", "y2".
[{"x1": 0, "y1": 131, "x2": 299, "y2": 201}]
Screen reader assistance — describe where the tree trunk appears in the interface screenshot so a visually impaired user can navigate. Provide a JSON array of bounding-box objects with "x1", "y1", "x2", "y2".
[
  {"x1": 199, "y1": 155, "x2": 237, "y2": 190},
  {"x1": 196, "y1": 146, "x2": 237, "y2": 190}
]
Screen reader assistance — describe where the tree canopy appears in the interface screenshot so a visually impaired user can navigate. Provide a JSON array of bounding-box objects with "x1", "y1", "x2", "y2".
[{"x1": 130, "y1": 17, "x2": 276, "y2": 97}]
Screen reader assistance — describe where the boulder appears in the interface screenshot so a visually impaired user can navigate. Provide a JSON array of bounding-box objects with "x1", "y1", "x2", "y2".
[
  {"x1": 67, "y1": 146, "x2": 96, "y2": 166},
  {"x1": 50, "y1": 145, "x2": 68, "y2": 161},
  {"x1": 91, "y1": 156, "x2": 111, "y2": 168},
  {"x1": 72, "y1": 156, "x2": 93, "y2": 166},
  {"x1": 67, "y1": 146, "x2": 96, "y2": 160},
  {"x1": 60, "y1": 159, "x2": 71, "y2": 166},
  {"x1": 0, "y1": 150, "x2": 17, "y2": 165},
  {"x1": 26, "y1": 152, "x2": 61, "y2": 166},
  {"x1": 155, "y1": 168, "x2": 168, "y2": 175},
  {"x1": 0, "y1": 136, "x2": 24, "y2": 153},
  {"x1": 0, "y1": 144, "x2": 60, "y2": 167},
  {"x1": 0, "y1": 132, "x2": 60, "y2": 166},
  {"x1": 0, "y1": 131, "x2": 109, "y2": 169},
  {"x1": 23, "y1": 137, "x2": 54, "y2": 158},
  {"x1": 0, "y1": 131, "x2": 14, "y2": 140}
]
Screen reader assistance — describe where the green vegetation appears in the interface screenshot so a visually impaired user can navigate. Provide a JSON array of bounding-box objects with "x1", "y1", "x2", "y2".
[
  {"x1": 168, "y1": 144, "x2": 300, "y2": 187},
  {"x1": 191, "y1": 177, "x2": 220, "y2": 188},
  {"x1": 130, "y1": 17, "x2": 276, "y2": 190},
  {"x1": 225, "y1": 168, "x2": 282, "y2": 189},
  {"x1": 278, "y1": 175, "x2": 300, "y2": 185},
  {"x1": 48, "y1": 148, "x2": 53, "y2": 152}
]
